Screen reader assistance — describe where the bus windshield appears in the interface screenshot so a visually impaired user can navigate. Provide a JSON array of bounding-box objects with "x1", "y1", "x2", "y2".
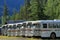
[
  {"x1": 2, "y1": 25, "x2": 8, "y2": 29},
  {"x1": 32, "y1": 23, "x2": 40, "y2": 28},
  {"x1": 13, "y1": 25, "x2": 17, "y2": 29},
  {"x1": 17, "y1": 24, "x2": 22, "y2": 28},
  {"x1": 9, "y1": 25, "x2": 12, "y2": 29},
  {"x1": 27, "y1": 22, "x2": 32, "y2": 28},
  {"x1": 22, "y1": 23, "x2": 26, "y2": 28}
]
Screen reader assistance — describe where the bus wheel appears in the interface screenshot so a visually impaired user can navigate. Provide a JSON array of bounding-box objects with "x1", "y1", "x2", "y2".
[{"x1": 50, "y1": 33, "x2": 56, "y2": 39}]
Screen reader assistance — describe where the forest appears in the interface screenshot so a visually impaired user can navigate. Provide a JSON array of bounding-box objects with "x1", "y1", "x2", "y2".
[{"x1": 1, "y1": 0, "x2": 60, "y2": 25}]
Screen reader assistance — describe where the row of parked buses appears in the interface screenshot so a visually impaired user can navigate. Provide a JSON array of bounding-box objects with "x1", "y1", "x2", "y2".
[{"x1": 1, "y1": 20, "x2": 60, "y2": 38}]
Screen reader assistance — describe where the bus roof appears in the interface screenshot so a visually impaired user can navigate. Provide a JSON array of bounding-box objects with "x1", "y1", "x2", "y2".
[{"x1": 37, "y1": 20, "x2": 60, "y2": 24}]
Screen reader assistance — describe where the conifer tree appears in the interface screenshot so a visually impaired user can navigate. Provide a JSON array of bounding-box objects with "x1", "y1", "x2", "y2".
[{"x1": 3, "y1": 0, "x2": 8, "y2": 24}]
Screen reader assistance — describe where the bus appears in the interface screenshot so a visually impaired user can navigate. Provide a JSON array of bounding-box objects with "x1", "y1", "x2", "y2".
[
  {"x1": 7, "y1": 23, "x2": 23, "y2": 36},
  {"x1": 2, "y1": 24, "x2": 8, "y2": 36},
  {"x1": 24, "y1": 21, "x2": 40, "y2": 37},
  {"x1": 32, "y1": 21, "x2": 41, "y2": 37},
  {"x1": 1, "y1": 20, "x2": 60, "y2": 38},
  {"x1": 7, "y1": 24, "x2": 14, "y2": 36},
  {"x1": 38, "y1": 20, "x2": 60, "y2": 38},
  {"x1": 25, "y1": 20, "x2": 60, "y2": 38},
  {"x1": 24, "y1": 21, "x2": 33, "y2": 37}
]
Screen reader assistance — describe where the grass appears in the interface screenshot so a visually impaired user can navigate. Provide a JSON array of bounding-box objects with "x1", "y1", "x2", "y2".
[
  {"x1": 0, "y1": 36, "x2": 19, "y2": 38},
  {"x1": 26, "y1": 37, "x2": 42, "y2": 40},
  {"x1": 0, "y1": 36, "x2": 42, "y2": 40}
]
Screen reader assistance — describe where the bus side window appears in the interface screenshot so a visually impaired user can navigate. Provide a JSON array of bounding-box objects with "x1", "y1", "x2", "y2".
[
  {"x1": 37, "y1": 23, "x2": 40, "y2": 28},
  {"x1": 57, "y1": 23, "x2": 60, "y2": 28},
  {"x1": 53, "y1": 23, "x2": 57, "y2": 28},
  {"x1": 43, "y1": 24, "x2": 47, "y2": 28},
  {"x1": 49, "y1": 23, "x2": 53, "y2": 28}
]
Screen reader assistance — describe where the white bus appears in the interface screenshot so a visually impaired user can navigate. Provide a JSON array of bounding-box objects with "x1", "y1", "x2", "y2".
[
  {"x1": 32, "y1": 21, "x2": 41, "y2": 37},
  {"x1": 25, "y1": 21, "x2": 41, "y2": 37},
  {"x1": 1, "y1": 20, "x2": 60, "y2": 38},
  {"x1": 24, "y1": 21, "x2": 33, "y2": 37},
  {"x1": 7, "y1": 23, "x2": 23, "y2": 36},
  {"x1": 16, "y1": 23, "x2": 23, "y2": 36},
  {"x1": 27, "y1": 20, "x2": 60, "y2": 38},
  {"x1": 7, "y1": 24, "x2": 15, "y2": 36},
  {"x1": 38, "y1": 20, "x2": 60, "y2": 38},
  {"x1": 2, "y1": 24, "x2": 8, "y2": 36}
]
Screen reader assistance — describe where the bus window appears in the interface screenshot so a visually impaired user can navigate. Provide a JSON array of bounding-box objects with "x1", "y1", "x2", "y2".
[
  {"x1": 32, "y1": 24, "x2": 36, "y2": 28},
  {"x1": 9, "y1": 25, "x2": 12, "y2": 29},
  {"x1": 49, "y1": 23, "x2": 53, "y2": 28},
  {"x1": 53, "y1": 23, "x2": 57, "y2": 28},
  {"x1": 57, "y1": 23, "x2": 60, "y2": 28},
  {"x1": 27, "y1": 22, "x2": 32, "y2": 28},
  {"x1": 6, "y1": 25, "x2": 8, "y2": 29},
  {"x1": 49, "y1": 23, "x2": 58, "y2": 28},
  {"x1": 43, "y1": 24, "x2": 47, "y2": 28},
  {"x1": 13, "y1": 25, "x2": 16, "y2": 29},
  {"x1": 37, "y1": 23, "x2": 40, "y2": 28},
  {"x1": 2, "y1": 25, "x2": 8, "y2": 29},
  {"x1": 2, "y1": 26, "x2": 5, "y2": 29},
  {"x1": 23, "y1": 23, "x2": 26, "y2": 28},
  {"x1": 32, "y1": 23, "x2": 40, "y2": 28},
  {"x1": 17, "y1": 24, "x2": 22, "y2": 28}
]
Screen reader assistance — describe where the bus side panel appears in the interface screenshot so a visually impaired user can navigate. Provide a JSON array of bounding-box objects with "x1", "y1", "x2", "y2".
[
  {"x1": 40, "y1": 31, "x2": 51, "y2": 37},
  {"x1": 56, "y1": 30, "x2": 60, "y2": 37},
  {"x1": 40, "y1": 31, "x2": 56, "y2": 37},
  {"x1": 40, "y1": 30, "x2": 60, "y2": 38}
]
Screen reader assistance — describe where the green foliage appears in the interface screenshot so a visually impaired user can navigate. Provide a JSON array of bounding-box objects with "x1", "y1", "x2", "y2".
[
  {"x1": 2, "y1": 3, "x2": 8, "y2": 24},
  {"x1": 44, "y1": 0, "x2": 60, "y2": 19},
  {"x1": 19, "y1": 0, "x2": 30, "y2": 21},
  {"x1": 29, "y1": 0, "x2": 48, "y2": 20},
  {"x1": 10, "y1": 9, "x2": 20, "y2": 21},
  {"x1": 2, "y1": 0, "x2": 60, "y2": 25},
  {"x1": 29, "y1": 0, "x2": 39, "y2": 20}
]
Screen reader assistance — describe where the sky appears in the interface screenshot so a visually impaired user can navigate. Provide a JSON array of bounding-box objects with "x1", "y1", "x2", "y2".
[{"x1": 0, "y1": 0, "x2": 24, "y2": 16}]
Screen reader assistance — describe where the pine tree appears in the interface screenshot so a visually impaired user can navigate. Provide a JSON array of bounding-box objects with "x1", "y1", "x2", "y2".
[
  {"x1": 19, "y1": 6, "x2": 28, "y2": 20},
  {"x1": 15, "y1": 13, "x2": 19, "y2": 20},
  {"x1": 3, "y1": 0, "x2": 8, "y2": 24},
  {"x1": 24, "y1": 0, "x2": 30, "y2": 20},
  {"x1": 19, "y1": 0, "x2": 30, "y2": 21},
  {"x1": 38, "y1": 0, "x2": 48, "y2": 20},
  {"x1": 29, "y1": 0, "x2": 40, "y2": 20},
  {"x1": 55, "y1": 0, "x2": 60, "y2": 19},
  {"x1": 19, "y1": 6, "x2": 24, "y2": 20},
  {"x1": 12, "y1": 9, "x2": 17, "y2": 21}
]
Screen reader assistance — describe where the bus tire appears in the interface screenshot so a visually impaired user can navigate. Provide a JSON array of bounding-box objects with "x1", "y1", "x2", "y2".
[{"x1": 50, "y1": 32, "x2": 56, "y2": 39}]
